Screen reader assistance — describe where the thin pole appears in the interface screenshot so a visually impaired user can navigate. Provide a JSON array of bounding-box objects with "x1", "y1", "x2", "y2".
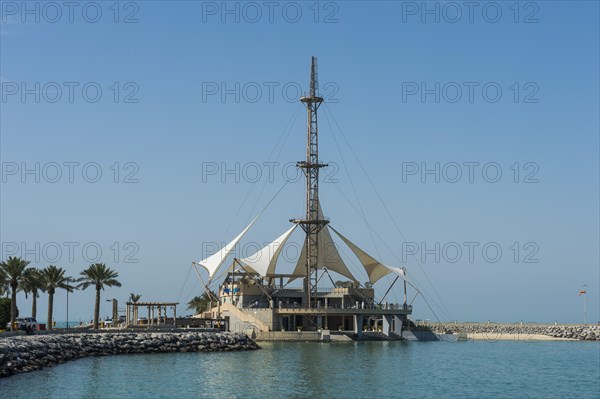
[
  {"x1": 66, "y1": 287, "x2": 69, "y2": 329},
  {"x1": 235, "y1": 259, "x2": 272, "y2": 300},
  {"x1": 403, "y1": 267, "x2": 408, "y2": 305},
  {"x1": 584, "y1": 294, "x2": 587, "y2": 324},
  {"x1": 191, "y1": 263, "x2": 219, "y2": 302},
  {"x1": 379, "y1": 276, "x2": 399, "y2": 305},
  {"x1": 582, "y1": 284, "x2": 588, "y2": 324},
  {"x1": 112, "y1": 299, "x2": 118, "y2": 326},
  {"x1": 409, "y1": 290, "x2": 420, "y2": 306}
]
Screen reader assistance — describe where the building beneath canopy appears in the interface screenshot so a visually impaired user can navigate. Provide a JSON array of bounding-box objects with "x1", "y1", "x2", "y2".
[
  {"x1": 205, "y1": 277, "x2": 412, "y2": 338},
  {"x1": 196, "y1": 221, "x2": 414, "y2": 338}
]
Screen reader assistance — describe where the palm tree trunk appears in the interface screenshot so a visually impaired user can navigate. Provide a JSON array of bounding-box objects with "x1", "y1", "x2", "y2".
[
  {"x1": 47, "y1": 292, "x2": 54, "y2": 330},
  {"x1": 10, "y1": 282, "x2": 17, "y2": 331},
  {"x1": 93, "y1": 286, "x2": 100, "y2": 329},
  {"x1": 32, "y1": 291, "x2": 37, "y2": 320}
]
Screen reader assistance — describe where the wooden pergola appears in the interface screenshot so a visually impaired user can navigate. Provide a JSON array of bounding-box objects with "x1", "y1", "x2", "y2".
[{"x1": 125, "y1": 302, "x2": 179, "y2": 327}]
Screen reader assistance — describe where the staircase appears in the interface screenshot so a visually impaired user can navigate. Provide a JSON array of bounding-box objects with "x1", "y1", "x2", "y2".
[
  {"x1": 349, "y1": 288, "x2": 375, "y2": 307},
  {"x1": 219, "y1": 302, "x2": 270, "y2": 332}
]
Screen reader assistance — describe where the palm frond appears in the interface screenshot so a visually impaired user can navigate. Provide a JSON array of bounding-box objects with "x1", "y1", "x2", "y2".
[{"x1": 77, "y1": 263, "x2": 121, "y2": 291}]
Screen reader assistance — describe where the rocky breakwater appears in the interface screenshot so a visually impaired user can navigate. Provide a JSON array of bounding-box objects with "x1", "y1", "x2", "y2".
[
  {"x1": 431, "y1": 323, "x2": 600, "y2": 341},
  {"x1": 0, "y1": 331, "x2": 260, "y2": 378},
  {"x1": 543, "y1": 325, "x2": 600, "y2": 340}
]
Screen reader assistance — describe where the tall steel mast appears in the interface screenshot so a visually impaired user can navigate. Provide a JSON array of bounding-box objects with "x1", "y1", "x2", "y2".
[{"x1": 292, "y1": 57, "x2": 328, "y2": 309}]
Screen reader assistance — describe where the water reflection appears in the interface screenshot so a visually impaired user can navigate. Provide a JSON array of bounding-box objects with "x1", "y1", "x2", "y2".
[{"x1": 0, "y1": 341, "x2": 598, "y2": 399}]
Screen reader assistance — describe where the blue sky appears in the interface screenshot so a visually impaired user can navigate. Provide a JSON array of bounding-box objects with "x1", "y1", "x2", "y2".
[{"x1": 1, "y1": 1, "x2": 598, "y2": 324}]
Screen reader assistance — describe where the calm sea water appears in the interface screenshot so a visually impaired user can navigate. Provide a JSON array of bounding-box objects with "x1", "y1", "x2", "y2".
[{"x1": 1, "y1": 340, "x2": 598, "y2": 398}]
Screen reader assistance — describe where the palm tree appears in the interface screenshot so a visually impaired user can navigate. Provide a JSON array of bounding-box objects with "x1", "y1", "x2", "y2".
[
  {"x1": 0, "y1": 257, "x2": 30, "y2": 331},
  {"x1": 129, "y1": 293, "x2": 142, "y2": 303},
  {"x1": 0, "y1": 268, "x2": 8, "y2": 297},
  {"x1": 77, "y1": 263, "x2": 121, "y2": 329},
  {"x1": 187, "y1": 291, "x2": 215, "y2": 314},
  {"x1": 21, "y1": 268, "x2": 45, "y2": 320},
  {"x1": 40, "y1": 266, "x2": 74, "y2": 330}
]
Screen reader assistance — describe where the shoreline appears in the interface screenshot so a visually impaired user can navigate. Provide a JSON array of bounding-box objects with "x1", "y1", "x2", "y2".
[
  {"x1": 465, "y1": 333, "x2": 579, "y2": 341},
  {"x1": 428, "y1": 323, "x2": 600, "y2": 341}
]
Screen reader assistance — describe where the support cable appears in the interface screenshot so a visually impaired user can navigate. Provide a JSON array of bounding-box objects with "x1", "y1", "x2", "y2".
[{"x1": 323, "y1": 104, "x2": 454, "y2": 322}]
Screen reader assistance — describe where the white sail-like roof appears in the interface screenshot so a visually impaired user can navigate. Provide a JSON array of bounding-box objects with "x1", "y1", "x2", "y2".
[
  {"x1": 329, "y1": 226, "x2": 397, "y2": 284},
  {"x1": 384, "y1": 266, "x2": 408, "y2": 282},
  {"x1": 198, "y1": 217, "x2": 257, "y2": 280},
  {"x1": 239, "y1": 225, "x2": 298, "y2": 276},
  {"x1": 199, "y1": 203, "x2": 408, "y2": 287},
  {"x1": 291, "y1": 225, "x2": 358, "y2": 283}
]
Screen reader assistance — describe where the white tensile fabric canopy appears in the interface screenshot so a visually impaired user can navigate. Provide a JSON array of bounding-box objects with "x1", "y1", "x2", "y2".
[
  {"x1": 289, "y1": 225, "x2": 359, "y2": 283},
  {"x1": 383, "y1": 265, "x2": 408, "y2": 281},
  {"x1": 197, "y1": 217, "x2": 257, "y2": 280},
  {"x1": 329, "y1": 226, "x2": 405, "y2": 285},
  {"x1": 289, "y1": 201, "x2": 358, "y2": 283},
  {"x1": 197, "y1": 211, "x2": 409, "y2": 287},
  {"x1": 238, "y1": 224, "x2": 298, "y2": 277}
]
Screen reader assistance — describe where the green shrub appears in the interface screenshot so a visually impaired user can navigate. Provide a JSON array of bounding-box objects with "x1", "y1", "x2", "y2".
[{"x1": 0, "y1": 298, "x2": 18, "y2": 328}]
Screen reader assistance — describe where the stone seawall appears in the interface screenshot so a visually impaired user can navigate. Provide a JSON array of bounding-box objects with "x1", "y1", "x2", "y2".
[
  {"x1": 0, "y1": 332, "x2": 260, "y2": 379},
  {"x1": 430, "y1": 323, "x2": 600, "y2": 340}
]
